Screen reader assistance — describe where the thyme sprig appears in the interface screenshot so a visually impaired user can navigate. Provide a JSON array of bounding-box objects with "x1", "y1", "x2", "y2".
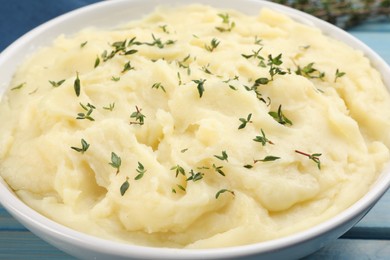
[
  {"x1": 49, "y1": 79, "x2": 65, "y2": 88},
  {"x1": 238, "y1": 113, "x2": 252, "y2": 129},
  {"x1": 71, "y1": 138, "x2": 90, "y2": 154},
  {"x1": 295, "y1": 150, "x2": 322, "y2": 169},
  {"x1": 192, "y1": 79, "x2": 206, "y2": 98},
  {"x1": 269, "y1": 105, "x2": 292, "y2": 126},
  {"x1": 295, "y1": 62, "x2": 325, "y2": 80},
  {"x1": 186, "y1": 169, "x2": 204, "y2": 182},
  {"x1": 130, "y1": 106, "x2": 146, "y2": 125},
  {"x1": 214, "y1": 151, "x2": 229, "y2": 162},
  {"x1": 109, "y1": 152, "x2": 121, "y2": 174},
  {"x1": 151, "y1": 82, "x2": 166, "y2": 92},
  {"x1": 134, "y1": 162, "x2": 147, "y2": 180},
  {"x1": 77, "y1": 103, "x2": 96, "y2": 121},
  {"x1": 103, "y1": 102, "x2": 115, "y2": 111},
  {"x1": 216, "y1": 13, "x2": 235, "y2": 32},
  {"x1": 334, "y1": 69, "x2": 346, "y2": 82},
  {"x1": 171, "y1": 164, "x2": 186, "y2": 177},
  {"x1": 144, "y1": 34, "x2": 176, "y2": 49},
  {"x1": 253, "y1": 129, "x2": 274, "y2": 146},
  {"x1": 205, "y1": 38, "x2": 220, "y2": 52},
  {"x1": 212, "y1": 164, "x2": 225, "y2": 176}
]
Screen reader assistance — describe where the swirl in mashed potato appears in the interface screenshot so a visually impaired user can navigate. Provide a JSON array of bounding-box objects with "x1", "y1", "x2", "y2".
[{"x1": 0, "y1": 5, "x2": 390, "y2": 248}]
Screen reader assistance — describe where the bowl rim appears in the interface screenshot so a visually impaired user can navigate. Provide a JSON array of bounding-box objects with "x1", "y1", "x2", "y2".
[{"x1": 1, "y1": 0, "x2": 390, "y2": 259}]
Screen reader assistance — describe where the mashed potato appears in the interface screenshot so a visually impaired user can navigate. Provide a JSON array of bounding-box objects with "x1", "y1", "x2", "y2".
[{"x1": 0, "y1": 5, "x2": 390, "y2": 248}]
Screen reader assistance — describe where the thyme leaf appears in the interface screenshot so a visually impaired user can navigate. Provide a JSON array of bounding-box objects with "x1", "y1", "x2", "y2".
[
  {"x1": 11, "y1": 82, "x2": 26, "y2": 91},
  {"x1": 74, "y1": 72, "x2": 81, "y2": 97},
  {"x1": 215, "y1": 189, "x2": 235, "y2": 199},
  {"x1": 120, "y1": 177, "x2": 130, "y2": 196}
]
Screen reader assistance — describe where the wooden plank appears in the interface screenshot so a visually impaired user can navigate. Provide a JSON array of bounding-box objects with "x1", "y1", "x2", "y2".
[
  {"x1": 0, "y1": 208, "x2": 27, "y2": 230},
  {"x1": 0, "y1": 231, "x2": 71, "y2": 259},
  {"x1": 303, "y1": 239, "x2": 390, "y2": 259}
]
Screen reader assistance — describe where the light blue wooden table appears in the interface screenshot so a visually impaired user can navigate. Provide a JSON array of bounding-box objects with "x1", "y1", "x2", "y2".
[{"x1": 0, "y1": 2, "x2": 390, "y2": 259}]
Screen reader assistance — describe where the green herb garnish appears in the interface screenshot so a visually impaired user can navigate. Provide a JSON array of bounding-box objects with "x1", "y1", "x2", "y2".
[
  {"x1": 130, "y1": 106, "x2": 145, "y2": 125},
  {"x1": 49, "y1": 79, "x2": 65, "y2": 88},
  {"x1": 334, "y1": 69, "x2": 346, "y2": 82},
  {"x1": 76, "y1": 102, "x2": 96, "y2": 121},
  {"x1": 295, "y1": 150, "x2": 322, "y2": 169},
  {"x1": 253, "y1": 129, "x2": 274, "y2": 146},
  {"x1": 120, "y1": 177, "x2": 130, "y2": 196},
  {"x1": 171, "y1": 165, "x2": 186, "y2": 177},
  {"x1": 74, "y1": 72, "x2": 81, "y2": 97},
  {"x1": 214, "y1": 151, "x2": 228, "y2": 162},
  {"x1": 71, "y1": 138, "x2": 90, "y2": 154},
  {"x1": 215, "y1": 13, "x2": 235, "y2": 32},
  {"x1": 215, "y1": 189, "x2": 235, "y2": 199},
  {"x1": 134, "y1": 162, "x2": 146, "y2": 180},
  {"x1": 151, "y1": 82, "x2": 166, "y2": 93},
  {"x1": 254, "y1": 156, "x2": 281, "y2": 163},
  {"x1": 205, "y1": 38, "x2": 220, "y2": 52},
  {"x1": 269, "y1": 105, "x2": 292, "y2": 126},
  {"x1": 192, "y1": 79, "x2": 206, "y2": 98},
  {"x1": 103, "y1": 102, "x2": 115, "y2": 111},
  {"x1": 11, "y1": 82, "x2": 26, "y2": 91},
  {"x1": 109, "y1": 152, "x2": 121, "y2": 174},
  {"x1": 238, "y1": 113, "x2": 252, "y2": 129}
]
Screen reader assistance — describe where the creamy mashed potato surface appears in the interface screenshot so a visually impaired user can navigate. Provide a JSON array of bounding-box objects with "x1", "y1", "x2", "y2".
[{"x1": 1, "y1": 5, "x2": 390, "y2": 248}]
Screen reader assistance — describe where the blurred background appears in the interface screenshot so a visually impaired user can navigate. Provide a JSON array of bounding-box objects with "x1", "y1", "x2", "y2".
[{"x1": 0, "y1": 0, "x2": 389, "y2": 51}]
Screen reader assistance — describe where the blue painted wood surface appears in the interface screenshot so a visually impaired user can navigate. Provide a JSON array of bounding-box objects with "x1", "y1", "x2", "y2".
[{"x1": 0, "y1": 1, "x2": 390, "y2": 259}]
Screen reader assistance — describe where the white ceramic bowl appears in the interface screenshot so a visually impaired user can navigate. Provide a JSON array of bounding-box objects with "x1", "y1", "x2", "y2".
[{"x1": 1, "y1": 0, "x2": 390, "y2": 259}]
